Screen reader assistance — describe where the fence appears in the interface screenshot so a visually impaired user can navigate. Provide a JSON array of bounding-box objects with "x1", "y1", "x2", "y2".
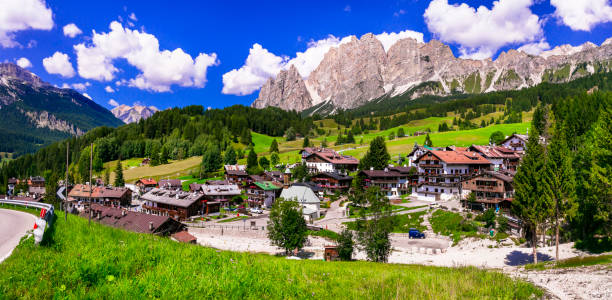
[
  {"x1": 0, "y1": 198, "x2": 55, "y2": 244},
  {"x1": 188, "y1": 222, "x2": 267, "y2": 231}
]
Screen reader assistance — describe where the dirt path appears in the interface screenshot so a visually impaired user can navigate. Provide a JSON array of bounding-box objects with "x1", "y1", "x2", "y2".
[{"x1": 506, "y1": 264, "x2": 612, "y2": 299}]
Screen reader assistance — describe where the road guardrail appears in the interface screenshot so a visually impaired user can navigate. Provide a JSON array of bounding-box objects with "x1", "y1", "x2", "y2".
[{"x1": 0, "y1": 198, "x2": 54, "y2": 244}]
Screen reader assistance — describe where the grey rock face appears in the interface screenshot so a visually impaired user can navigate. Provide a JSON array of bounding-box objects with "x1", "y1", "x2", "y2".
[
  {"x1": 254, "y1": 36, "x2": 612, "y2": 112},
  {"x1": 111, "y1": 104, "x2": 159, "y2": 124},
  {"x1": 252, "y1": 65, "x2": 312, "y2": 111}
]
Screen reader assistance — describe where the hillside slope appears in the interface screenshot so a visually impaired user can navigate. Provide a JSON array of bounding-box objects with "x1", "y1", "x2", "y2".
[
  {"x1": 0, "y1": 63, "x2": 123, "y2": 156},
  {"x1": 0, "y1": 210, "x2": 542, "y2": 299}
]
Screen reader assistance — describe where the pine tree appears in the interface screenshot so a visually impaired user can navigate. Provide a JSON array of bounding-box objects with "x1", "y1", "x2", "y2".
[
  {"x1": 160, "y1": 146, "x2": 169, "y2": 164},
  {"x1": 259, "y1": 156, "x2": 270, "y2": 170},
  {"x1": 269, "y1": 139, "x2": 279, "y2": 153},
  {"x1": 321, "y1": 138, "x2": 328, "y2": 148},
  {"x1": 512, "y1": 127, "x2": 549, "y2": 263},
  {"x1": 114, "y1": 159, "x2": 125, "y2": 187},
  {"x1": 247, "y1": 148, "x2": 258, "y2": 170},
  {"x1": 104, "y1": 168, "x2": 110, "y2": 186},
  {"x1": 424, "y1": 133, "x2": 433, "y2": 147},
  {"x1": 358, "y1": 136, "x2": 390, "y2": 170},
  {"x1": 270, "y1": 152, "x2": 279, "y2": 167},
  {"x1": 542, "y1": 123, "x2": 576, "y2": 261},
  {"x1": 302, "y1": 136, "x2": 310, "y2": 148},
  {"x1": 587, "y1": 105, "x2": 612, "y2": 242},
  {"x1": 224, "y1": 147, "x2": 237, "y2": 165},
  {"x1": 347, "y1": 131, "x2": 355, "y2": 143}
]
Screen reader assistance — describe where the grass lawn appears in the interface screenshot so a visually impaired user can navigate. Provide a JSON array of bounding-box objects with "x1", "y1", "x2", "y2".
[
  {"x1": 179, "y1": 175, "x2": 223, "y2": 191},
  {"x1": 0, "y1": 210, "x2": 542, "y2": 299},
  {"x1": 115, "y1": 156, "x2": 202, "y2": 183},
  {"x1": 217, "y1": 215, "x2": 249, "y2": 223},
  {"x1": 430, "y1": 210, "x2": 486, "y2": 245},
  {"x1": 344, "y1": 210, "x2": 428, "y2": 233}
]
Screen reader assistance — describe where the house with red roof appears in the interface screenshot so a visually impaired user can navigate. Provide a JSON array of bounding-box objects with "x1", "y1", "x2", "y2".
[
  {"x1": 299, "y1": 147, "x2": 359, "y2": 174},
  {"x1": 135, "y1": 178, "x2": 157, "y2": 194},
  {"x1": 413, "y1": 150, "x2": 492, "y2": 201}
]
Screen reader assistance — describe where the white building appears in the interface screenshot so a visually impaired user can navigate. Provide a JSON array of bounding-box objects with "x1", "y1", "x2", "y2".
[
  {"x1": 413, "y1": 150, "x2": 491, "y2": 201},
  {"x1": 280, "y1": 185, "x2": 321, "y2": 223},
  {"x1": 299, "y1": 147, "x2": 358, "y2": 174}
]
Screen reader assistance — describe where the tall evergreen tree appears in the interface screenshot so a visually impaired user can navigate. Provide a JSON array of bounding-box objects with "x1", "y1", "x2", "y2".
[
  {"x1": 223, "y1": 147, "x2": 237, "y2": 165},
  {"x1": 270, "y1": 152, "x2": 280, "y2": 167},
  {"x1": 247, "y1": 148, "x2": 258, "y2": 170},
  {"x1": 321, "y1": 138, "x2": 328, "y2": 148},
  {"x1": 160, "y1": 146, "x2": 169, "y2": 165},
  {"x1": 542, "y1": 123, "x2": 576, "y2": 260},
  {"x1": 201, "y1": 147, "x2": 222, "y2": 173},
  {"x1": 269, "y1": 139, "x2": 279, "y2": 153},
  {"x1": 424, "y1": 133, "x2": 433, "y2": 147},
  {"x1": 586, "y1": 105, "x2": 612, "y2": 242},
  {"x1": 302, "y1": 136, "x2": 310, "y2": 148},
  {"x1": 512, "y1": 127, "x2": 549, "y2": 263},
  {"x1": 358, "y1": 136, "x2": 390, "y2": 170},
  {"x1": 104, "y1": 168, "x2": 110, "y2": 186},
  {"x1": 114, "y1": 159, "x2": 125, "y2": 187}
]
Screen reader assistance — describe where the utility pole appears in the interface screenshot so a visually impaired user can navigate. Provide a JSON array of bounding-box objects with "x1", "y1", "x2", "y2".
[
  {"x1": 88, "y1": 143, "x2": 92, "y2": 226},
  {"x1": 65, "y1": 142, "x2": 69, "y2": 222}
]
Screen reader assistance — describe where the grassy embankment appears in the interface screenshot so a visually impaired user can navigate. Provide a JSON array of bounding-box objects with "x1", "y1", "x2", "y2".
[
  {"x1": 0, "y1": 211, "x2": 542, "y2": 299},
  {"x1": 525, "y1": 255, "x2": 612, "y2": 270}
]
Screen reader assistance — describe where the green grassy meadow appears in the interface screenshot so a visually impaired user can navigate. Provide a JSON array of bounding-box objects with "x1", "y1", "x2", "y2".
[{"x1": 0, "y1": 210, "x2": 542, "y2": 299}]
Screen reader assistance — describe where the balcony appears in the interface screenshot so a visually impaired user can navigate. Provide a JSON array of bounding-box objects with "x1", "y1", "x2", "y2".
[{"x1": 419, "y1": 163, "x2": 442, "y2": 168}]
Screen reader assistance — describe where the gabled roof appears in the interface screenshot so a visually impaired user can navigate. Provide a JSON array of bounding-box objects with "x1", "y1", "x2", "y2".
[
  {"x1": 86, "y1": 204, "x2": 183, "y2": 234},
  {"x1": 415, "y1": 150, "x2": 491, "y2": 165},
  {"x1": 141, "y1": 188, "x2": 203, "y2": 208},
  {"x1": 159, "y1": 179, "x2": 182, "y2": 188},
  {"x1": 501, "y1": 133, "x2": 529, "y2": 144},
  {"x1": 312, "y1": 172, "x2": 353, "y2": 181},
  {"x1": 172, "y1": 231, "x2": 197, "y2": 243},
  {"x1": 136, "y1": 178, "x2": 157, "y2": 185},
  {"x1": 468, "y1": 145, "x2": 521, "y2": 159},
  {"x1": 253, "y1": 181, "x2": 282, "y2": 191},
  {"x1": 224, "y1": 164, "x2": 246, "y2": 171},
  {"x1": 360, "y1": 169, "x2": 404, "y2": 178},
  {"x1": 201, "y1": 184, "x2": 241, "y2": 196},
  {"x1": 68, "y1": 184, "x2": 131, "y2": 199},
  {"x1": 305, "y1": 151, "x2": 359, "y2": 165},
  {"x1": 280, "y1": 186, "x2": 320, "y2": 204}
]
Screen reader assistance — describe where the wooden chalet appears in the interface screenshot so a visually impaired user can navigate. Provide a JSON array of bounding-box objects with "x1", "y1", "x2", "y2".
[
  {"x1": 461, "y1": 170, "x2": 514, "y2": 212},
  {"x1": 141, "y1": 188, "x2": 204, "y2": 221},
  {"x1": 310, "y1": 172, "x2": 353, "y2": 194}
]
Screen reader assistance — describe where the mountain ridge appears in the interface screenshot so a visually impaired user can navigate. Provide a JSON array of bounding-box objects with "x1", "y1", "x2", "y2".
[
  {"x1": 0, "y1": 63, "x2": 123, "y2": 156},
  {"x1": 111, "y1": 104, "x2": 159, "y2": 124},
  {"x1": 254, "y1": 35, "x2": 612, "y2": 113}
]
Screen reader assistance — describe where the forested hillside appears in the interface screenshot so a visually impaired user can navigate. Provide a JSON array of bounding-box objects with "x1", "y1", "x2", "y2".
[{"x1": 1, "y1": 72, "x2": 611, "y2": 199}]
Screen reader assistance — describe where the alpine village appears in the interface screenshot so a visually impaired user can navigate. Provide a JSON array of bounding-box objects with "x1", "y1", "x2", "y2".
[{"x1": 0, "y1": 1, "x2": 611, "y2": 299}]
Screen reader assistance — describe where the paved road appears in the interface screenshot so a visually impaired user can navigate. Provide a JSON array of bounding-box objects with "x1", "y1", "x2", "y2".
[{"x1": 0, "y1": 208, "x2": 36, "y2": 263}]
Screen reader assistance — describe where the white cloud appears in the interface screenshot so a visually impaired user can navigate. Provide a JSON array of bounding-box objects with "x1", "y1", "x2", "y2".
[
  {"x1": 16, "y1": 57, "x2": 32, "y2": 68},
  {"x1": 550, "y1": 0, "x2": 612, "y2": 31},
  {"x1": 105, "y1": 85, "x2": 115, "y2": 93},
  {"x1": 129, "y1": 13, "x2": 137, "y2": 21},
  {"x1": 63, "y1": 23, "x2": 82, "y2": 38},
  {"x1": 74, "y1": 21, "x2": 220, "y2": 92},
  {"x1": 424, "y1": 0, "x2": 543, "y2": 59},
  {"x1": 43, "y1": 52, "x2": 76, "y2": 78},
  {"x1": 517, "y1": 39, "x2": 551, "y2": 55},
  {"x1": 221, "y1": 43, "x2": 287, "y2": 96},
  {"x1": 61, "y1": 82, "x2": 91, "y2": 91},
  {"x1": 0, "y1": 0, "x2": 53, "y2": 48},
  {"x1": 108, "y1": 99, "x2": 119, "y2": 107},
  {"x1": 394, "y1": 9, "x2": 406, "y2": 17},
  {"x1": 82, "y1": 93, "x2": 92, "y2": 100},
  {"x1": 376, "y1": 30, "x2": 424, "y2": 51},
  {"x1": 344, "y1": 5, "x2": 351, "y2": 12},
  {"x1": 222, "y1": 30, "x2": 423, "y2": 96}
]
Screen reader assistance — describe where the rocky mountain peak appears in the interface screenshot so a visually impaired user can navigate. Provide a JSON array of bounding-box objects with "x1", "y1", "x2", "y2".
[
  {"x1": 254, "y1": 35, "x2": 612, "y2": 113},
  {"x1": 0, "y1": 63, "x2": 47, "y2": 87},
  {"x1": 111, "y1": 104, "x2": 159, "y2": 124},
  {"x1": 251, "y1": 64, "x2": 313, "y2": 111}
]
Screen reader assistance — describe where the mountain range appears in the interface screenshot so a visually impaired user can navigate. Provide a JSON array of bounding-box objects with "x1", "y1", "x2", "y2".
[
  {"x1": 253, "y1": 34, "x2": 612, "y2": 113},
  {"x1": 111, "y1": 104, "x2": 159, "y2": 124},
  {"x1": 0, "y1": 63, "x2": 123, "y2": 157}
]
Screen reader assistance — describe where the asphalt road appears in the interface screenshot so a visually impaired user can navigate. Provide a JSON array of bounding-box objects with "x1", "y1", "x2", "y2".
[{"x1": 0, "y1": 208, "x2": 36, "y2": 263}]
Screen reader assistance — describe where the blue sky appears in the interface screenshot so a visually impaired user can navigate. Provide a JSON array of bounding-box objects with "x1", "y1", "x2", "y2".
[{"x1": 1, "y1": 0, "x2": 611, "y2": 111}]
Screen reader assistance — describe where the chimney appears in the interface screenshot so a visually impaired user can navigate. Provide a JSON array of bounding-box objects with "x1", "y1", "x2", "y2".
[{"x1": 149, "y1": 221, "x2": 154, "y2": 231}]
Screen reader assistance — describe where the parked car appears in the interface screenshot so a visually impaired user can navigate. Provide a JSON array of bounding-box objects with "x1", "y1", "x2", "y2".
[
  {"x1": 429, "y1": 202, "x2": 440, "y2": 209},
  {"x1": 408, "y1": 228, "x2": 425, "y2": 239},
  {"x1": 250, "y1": 208, "x2": 263, "y2": 214}
]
